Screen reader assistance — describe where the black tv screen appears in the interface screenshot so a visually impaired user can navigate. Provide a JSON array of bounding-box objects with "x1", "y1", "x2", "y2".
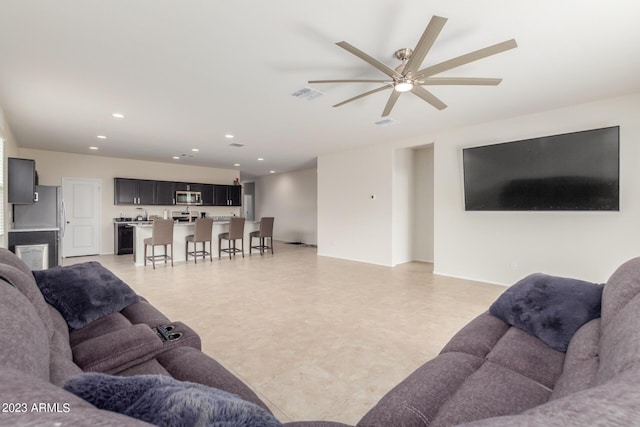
[{"x1": 463, "y1": 126, "x2": 619, "y2": 211}]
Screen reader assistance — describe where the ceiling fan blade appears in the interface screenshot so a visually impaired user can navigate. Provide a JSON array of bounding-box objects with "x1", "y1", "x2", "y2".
[
  {"x1": 416, "y1": 39, "x2": 517, "y2": 78},
  {"x1": 412, "y1": 86, "x2": 447, "y2": 110},
  {"x1": 333, "y1": 85, "x2": 391, "y2": 108},
  {"x1": 336, "y1": 41, "x2": 402, "y2": 79},
  {"x1": 381, "y1": 91, "x2": 401, "y2": 117},
  {"x1": 420, "y1": 77, "x2": 503, "y2": 86},
  {"x1": 309, "y1": 79, "x2": 389, "y2": 84},
  {"x1": 403, "y1": 15, "x2": 448, "y2": 75}
]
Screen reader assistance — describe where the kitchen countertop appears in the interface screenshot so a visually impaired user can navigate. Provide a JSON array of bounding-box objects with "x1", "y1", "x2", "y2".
[
  {"x1": 128, "y1": 219, "x2": 259, "y2": 227},
  {"x1": 9, "y1": 225, "x2": 60, "y2": 232}
]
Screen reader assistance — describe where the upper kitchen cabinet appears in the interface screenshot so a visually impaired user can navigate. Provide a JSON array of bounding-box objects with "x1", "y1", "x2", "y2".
[
  {"x1": 154, "y1": 181, "x2": 175, "y2": 205},
  {"x1": 174, "y1": 182, "x2": 203, "y2": 192},
  {"x1": 201, "y1": 184, "x2": 214, "y2": 206},
  {"x1": 8, "y1": 157, "x2": 36, "y2": 204},
  {"x1": 114, "y1": 178, "x2": 155, "y2": 205},
  {"x1": 214, "y1": 185, "x2": 242, "y2": 206}
]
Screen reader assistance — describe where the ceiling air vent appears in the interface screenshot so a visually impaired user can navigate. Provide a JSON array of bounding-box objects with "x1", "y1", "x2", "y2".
[
  {"x1": 374, "y1": 118, "x2": 398, "y2": 127},
  {"x1": 291, "y1": 87, "x2": 324, "y2": 101},
  {"x1": 229, "y1": 143, "x2": 244, "y2": 147}
]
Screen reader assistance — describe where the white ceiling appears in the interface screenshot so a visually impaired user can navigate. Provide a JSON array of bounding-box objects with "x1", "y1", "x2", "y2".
[{"x1": 0, "y1": 1, "x2": 639, "y2": 178}]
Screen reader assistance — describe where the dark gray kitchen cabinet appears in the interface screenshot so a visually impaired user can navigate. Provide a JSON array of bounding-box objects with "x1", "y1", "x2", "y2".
[
  {"x1": 114, "y1": 178, "x2": 155, "y2": 205},
  {"x1": 214, "y1": 185, "x2": 242, "y2": 206},
  {"x1": 8, "y1": 230, "x2": 59, "y2": 268},
  {"x1": 154, "y1": 181, "x2": 175, "y2": 205},
  {"x1": 8, "y1": 157, "x2": 36, "y2": 204},
  {"x1": 174, "y1": 182, "x2": 202, "y2": 192},
  {"x1": 201, "y1": 184, "x2": 214, "y2": 206}
]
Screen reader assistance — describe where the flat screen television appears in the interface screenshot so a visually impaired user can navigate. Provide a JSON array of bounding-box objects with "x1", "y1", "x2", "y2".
[{"x1": 462, "y1": 126, "x2": 619, "y2": 211}]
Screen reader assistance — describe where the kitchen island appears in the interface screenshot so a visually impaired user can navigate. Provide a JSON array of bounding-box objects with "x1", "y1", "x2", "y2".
[{"x1": 130, "y1": 219, "x2": 260, "y2": 266}]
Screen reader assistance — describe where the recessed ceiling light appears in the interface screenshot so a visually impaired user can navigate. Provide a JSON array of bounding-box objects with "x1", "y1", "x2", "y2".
[
  {"x1": 172, "y1": 156, "x2": 180, "y2": 160},
  {"x1": 97, "y1": 135, "x2": 107, "y2": 139},
  {"x1": 234, "y1": 163, "x2": 240, "y2": 167},
  {"x1": 270, "y1": 170, "x2": 275, "y2": 174},
  {"x1": 191, "y1": 148, "x2": 199, "y2": 152},
  {"x1": 112, "y1": 113, "x2": 125, "y2": 119},
  {"x1": 89, "y1": 146, "x2": 99, "y2": 150},
  {"x1": 257, "y1": 158, "x2": 264, "y2": 161},
  {"x1": 225, "y1": 134, "x2": 234, "y2": 139}
]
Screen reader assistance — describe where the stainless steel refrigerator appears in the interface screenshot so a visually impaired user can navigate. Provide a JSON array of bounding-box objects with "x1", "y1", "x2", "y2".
[{"x1": 12, "y1": 185, "x2": 65, "y2": 267}]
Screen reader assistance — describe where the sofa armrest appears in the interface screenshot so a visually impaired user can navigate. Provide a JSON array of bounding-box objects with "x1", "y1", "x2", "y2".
[
  {"x1": 72, "y1": 323, "x2": 163, "y2": 373},
  {"x1": 72, "y1": 321, "x2": 201, "y2": 374}
]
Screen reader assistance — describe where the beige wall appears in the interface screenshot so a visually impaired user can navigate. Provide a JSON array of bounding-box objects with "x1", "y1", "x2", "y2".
[
  {"x1": 18, "y1": 148, "x2": 239, "y2": 255},
  {"x1": 254, "y1": 168, "x2": 317, "y2": 245}
]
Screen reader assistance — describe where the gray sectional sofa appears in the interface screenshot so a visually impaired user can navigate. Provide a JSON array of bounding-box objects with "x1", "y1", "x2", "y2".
[{"x1": 1, "y1": 245, "x2": 639, "y2": 426}]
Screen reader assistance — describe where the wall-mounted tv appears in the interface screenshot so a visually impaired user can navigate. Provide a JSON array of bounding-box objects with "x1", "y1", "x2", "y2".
[{"x1": 463, "y1": 126, "x2": 620, "y2": 211}]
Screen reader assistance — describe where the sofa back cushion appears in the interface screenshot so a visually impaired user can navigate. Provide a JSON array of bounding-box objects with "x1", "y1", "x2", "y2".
[
  {"x1": 0, "y1": 278, "x2": 50, "y2": 381},
  {"x1": 595, "y1": 257, "x2": 640, "y2": 385},
  {"x1": 0, "y1": 247, "x2": 34, "y2": 276},
  {"x1": 549, "y1": 318, "x2": 600, "y2": 400},
  {"x1": 0, "y1": 263, "x2": 54, "y2": 341}
]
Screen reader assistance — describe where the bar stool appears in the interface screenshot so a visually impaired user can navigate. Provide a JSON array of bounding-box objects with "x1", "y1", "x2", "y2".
[
  {"x1": 249, "y1": 217, "x2": 274, "y2": 255},
  {"x1": 144, "y1": 218, "x2": 174, "y2": 269},
  {"x1": 218, "y1": 217, "x2": 245, "y2": 258},
  {"x1": 185, "y1": 217, "x2": 213, "y2": 263}
]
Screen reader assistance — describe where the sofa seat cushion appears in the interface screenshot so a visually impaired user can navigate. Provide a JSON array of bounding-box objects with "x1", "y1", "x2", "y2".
[
  {"x1": 63, "y1": 372, "x2": 282, "y2": 427},
  {"x1": 33, "y1": 261, "x2": 139, "y2": 329},
  {"x1": 359, "y1": 312, "x2": 565, "y2": 427},
  {"x1": 489, "y1": 273, "x2": 603, "y2": 351},
  {"x1": 357, "y1": 352, "x2": 485, "y2": 427}
]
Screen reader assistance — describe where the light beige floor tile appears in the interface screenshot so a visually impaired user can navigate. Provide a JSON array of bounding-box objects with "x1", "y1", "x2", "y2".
[{"x1": 65, "y1": 242, "x2": 504, "y2": 425}]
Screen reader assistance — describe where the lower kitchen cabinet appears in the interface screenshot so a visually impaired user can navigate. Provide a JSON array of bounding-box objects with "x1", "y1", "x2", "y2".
[
  {"x1": 8, "y1": 230, "x2": 59, "y2": 269},
  {"x1": 114, "y1": 223, "x2": 134, "y2": 255}
]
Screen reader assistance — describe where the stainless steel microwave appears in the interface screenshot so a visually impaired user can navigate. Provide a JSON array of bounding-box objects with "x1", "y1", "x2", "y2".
[{"x1": 175, "y1": 190, "x2": 202, "y2": 205}]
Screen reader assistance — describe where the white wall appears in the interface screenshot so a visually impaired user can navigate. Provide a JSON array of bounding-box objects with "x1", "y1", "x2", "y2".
[
  {"x1": 318, "y1": 92, "x2": 640, "y2": 284},
  {"x1": 0, "y1": 106, "x2": 21, "y2": 247},
  {"x1": 392, "y1": 147, "x2": 413, "y2": 265},
  {"x1": 18, "y1": 148, "x2": 239, "y2": 255},
  {"x1": 255, "y1": 168, "x2": 317, "y2": 245},
  {"x1": 431, "y1": 93, "x2": 640, "y2": 285},
  {"x1": 412, "y1": 146, "x2": 434, "y2": 262},
  {"x1": 318, "y1": 144, "x2": 393, "y2": 266}
]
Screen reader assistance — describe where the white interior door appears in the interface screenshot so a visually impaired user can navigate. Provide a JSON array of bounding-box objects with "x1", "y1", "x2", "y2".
[{"x1": 62, "y1": 178, "x2": 102, "y2": 257}]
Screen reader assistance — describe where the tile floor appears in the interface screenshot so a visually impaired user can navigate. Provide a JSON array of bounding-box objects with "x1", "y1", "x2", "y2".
[{"x1": 65, "y1": 242, "x2": 505, "y2": 425}]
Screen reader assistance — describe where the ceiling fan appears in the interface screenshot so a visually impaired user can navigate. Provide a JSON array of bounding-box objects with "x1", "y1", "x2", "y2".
[{"x1": 308, "y1": 15, "x2": 517, "y2": 117}]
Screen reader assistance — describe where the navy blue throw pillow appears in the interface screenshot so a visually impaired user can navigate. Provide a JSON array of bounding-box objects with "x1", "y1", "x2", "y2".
[
  {"x1": 489, "y1": 273, "x2": 604, "y2": 351},
  {"x1": 33, "y1": 261, "x2": 139, "y2": 329}
]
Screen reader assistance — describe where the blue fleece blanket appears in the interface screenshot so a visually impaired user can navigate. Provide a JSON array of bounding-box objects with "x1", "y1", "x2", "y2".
[{"x1": 63, "y1": 373, "x2": 282, "y2": 427}]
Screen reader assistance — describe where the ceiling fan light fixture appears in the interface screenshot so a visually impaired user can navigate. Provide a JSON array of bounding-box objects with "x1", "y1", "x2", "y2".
[{"x1": 394, "y1": 80, "x2": 414, "y2": 93}]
